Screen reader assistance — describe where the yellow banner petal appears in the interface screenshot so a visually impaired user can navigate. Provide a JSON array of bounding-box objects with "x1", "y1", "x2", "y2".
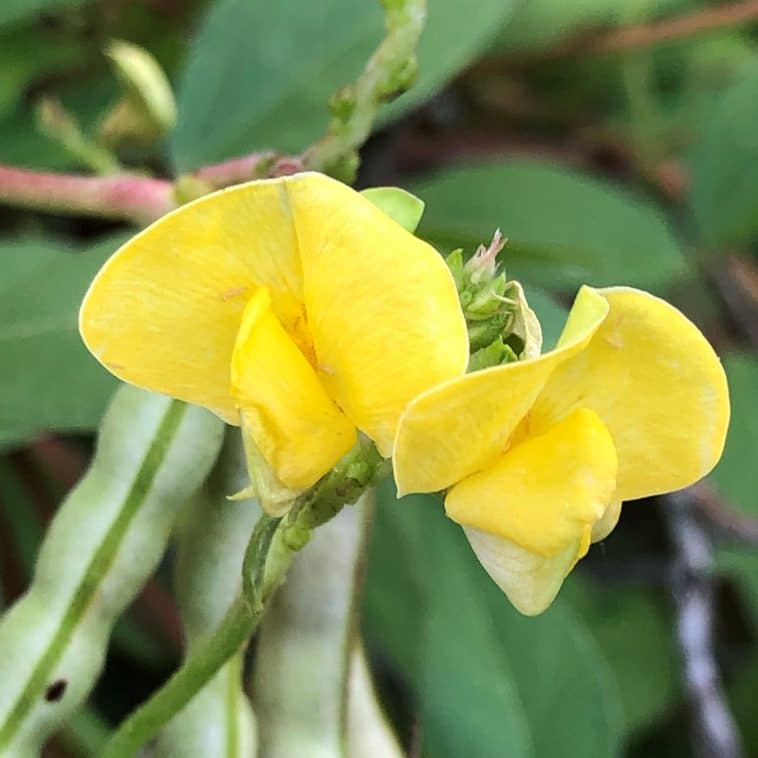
[
  {"x1": 80, "y1": 177, "x2": 306, "y2": 421},
  {"x1": 464, "y1": 527, "x2": 583, "y2": 616},
  {"x1": 530, "y1": 287, "x2": 730, "y2": 502},
  {"x1": 286, "y1": 176, "x2": 469, "y2": 456},
  {"x1": 445, "y1": 407, "x2": 617, "y2": 555},
  {"x1": 232, "y1": 288, "x2": 356, "y2": 490},
  {"x1": 393, "y1": 286, "x2": 609, "y2": 495}
]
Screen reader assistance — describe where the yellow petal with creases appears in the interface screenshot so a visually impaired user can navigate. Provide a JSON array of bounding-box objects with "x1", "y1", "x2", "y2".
[
  {"x1": 530, "y1": 287, "x2": 730, "y2": 501},
  {"x1": 464, "y1": 527, "x2": 583, "y2": 616},
  {"x1": 231, "y1": 288, "x2": 356, "y2": 490},
  {"x1": 393, "y1": 287, "x2": 609, "y2": 494},
  {"x1": 445, "y1": 408, "x2": 617, "y2": 555},
  {"x1": 79, "y1": 177, "x2": 307, "y2": 421},
  {"x1": 286, "y1": 176, "x2": 469, "y2": 456}
]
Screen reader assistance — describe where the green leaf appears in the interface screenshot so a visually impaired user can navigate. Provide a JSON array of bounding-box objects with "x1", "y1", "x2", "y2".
[
  {"x1": 0, "y1": 28, "x2": 82, "y2": 118},
  {"x1": 0, "y1": 107, "x2": 72, "y2": 170},
  {"x1": 411, "y1": 160, "x2": 687, "y2": 290},
  {"x1": 0, "y1": 0, "x2": 84, "y2": 28},
  {"x1": 564, "y1": 580, "x2": 678, "y2": 735},
  {"x1": 716, "y1": 547, "x2": 758, "y2": 631},
  {"x1": 690, "y1": 70, "x2": 758, "y2": 247},
  {"x1": 0, "y1": 234, "x2": 126, "y2": 447},
  {"x1": 171, "y1": 0, "x2": 521, "y2": 169},
  {"x1": 710, "y1": 353, "x2": 758, "y2": 516},
  {"x1": 522, "y1": 285, "x2": 566, "y2": 349},
  {"x1": 171, "y1": 0, "x2": 382, "y2": 169},
  {"x1": 496, "y1": 0, "x2": 687, "y2": 53},
  {"x1": 363, "y1": 482, "x2": 625, "y2": 758}
]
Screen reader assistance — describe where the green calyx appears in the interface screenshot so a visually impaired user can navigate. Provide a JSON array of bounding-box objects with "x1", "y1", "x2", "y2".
[
  {"x1": 285, "y1": 436, "x2": 388, "y2": 539},
  {"x1": 447, "y1": 231, "x2": 543, "y2": 370}
]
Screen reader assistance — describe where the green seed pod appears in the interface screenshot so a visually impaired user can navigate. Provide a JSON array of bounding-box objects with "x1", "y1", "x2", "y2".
[
  {"x1": 254, "y1": 491, "x2": 402, "y2": 757},
  {"x1": 0, "y1": 386, "x2": 224, "y2": 757},
  {"x1": 156, "y1": 431, "x2": 257, "y2": 757}
]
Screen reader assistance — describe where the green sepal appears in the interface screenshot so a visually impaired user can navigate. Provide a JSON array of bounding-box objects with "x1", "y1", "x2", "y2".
[
  {"x1": 239, "y1": 417, "x2": 300, "y2": 517},
  {"x1": 361, "y1": 186, "x2": 425, "y2": 232},
  {"x1": 468, "y1": 337, "x2": 519, "y2": 372}
]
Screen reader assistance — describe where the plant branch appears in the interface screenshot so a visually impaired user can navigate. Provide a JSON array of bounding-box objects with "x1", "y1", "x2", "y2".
[
  {"x1": 664, "y1": 490, "x2": 744, "y2": 758},
  {"x1": 0, "y1": 166, "x2": 175, "y2": 226},
  {"x1": 304, "y1": 0, "x2": 426, "y2": 180},
  {"x1": 483, "y1": 0, "x2": 758, "y2": 68},
  {"x1": 689, "y1": 481, "x2": 758, "y2": 546},
  {"x1": 0, "y1": 151, "x2": 302, "y2": 226},
  {"x1": 0, "y1": 1, "x2": 426, "y2": 226}
]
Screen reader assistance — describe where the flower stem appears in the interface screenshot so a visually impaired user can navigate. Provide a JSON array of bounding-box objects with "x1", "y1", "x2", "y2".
[
  {"x1": 304, "y1": 0, "x2": 426, "y2": 181},
  {"x1": 103, "y1": 438, "x2": 387, "y2": 756},
  {"x1": 101, "y1": 514, "x2": 281, "y2": 758}
]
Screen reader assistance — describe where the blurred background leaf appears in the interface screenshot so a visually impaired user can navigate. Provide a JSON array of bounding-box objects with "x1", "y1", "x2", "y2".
[
  {"x1": 0, "y1": 0, "x2": 84, "y2": 28},
  {"x1": 690, "y1": 70, "x2": 758, "y2": 248},
  {"x1": 411, "y1": 160, "x2": 687, "y2": 290},
  {"x1": 364, "y1": 482, "x2": 625, "y2": 758},
  {"x1": 171, "y1": 0, "x2": 523, "y2": 169},
  {"x1": 0, "y1": 234, "x2": 123, "y2": 449}
]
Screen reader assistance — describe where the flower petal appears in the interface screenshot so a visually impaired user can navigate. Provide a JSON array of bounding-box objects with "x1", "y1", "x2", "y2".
[
  {"x1": 591, "y1": 500, "x2": 622, "y2": 543},
  {"x1": 393, "y1": 286, "x2": 609, "y2": 495},
  {"x1": 445, "y1": 408, "x2": 617, "y2": 555},
  {"x1": 80, "y1": 176, "x2": 306, "y2": 421},
  {"x1": 530, "y1": 287, "x2": 730, "y2": 501},
  {"x1": 232, "y1": 288, "x2": 356, "y2": 490},
  {"x1": 286, "y1": 176, "x2": 469, "y2": 456},
  {"x1": 464, "y1": 527, "x2": 584, "y2": 616}
]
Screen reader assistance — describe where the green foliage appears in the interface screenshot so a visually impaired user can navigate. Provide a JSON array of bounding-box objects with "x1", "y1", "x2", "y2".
[
  {"x1": 565, "y1": 581, "x2": 678, "y2": 735},
  {"x1": 0, "y1": 235, "x2": 124, "y2": 449},
  {"x1": 498, "y1": 0, "x2": 689, "y2": 52},
  {"x1": 690, "y1": 70, "x2": 758, "y2": 247},
  {"x1": 380, "y1": 0, "x2": 522, "y2": 121},
  {"x1": 411, "y1": 160, "x2": 687, "y2": 290},
  {"x1": 1, "y1": 1, "x2": 758, "y2": 755},
  {"x1": 364, "y1": 482, "x2": 625, "y2": 758},
  {"x1": 710, "y1": 353, "x2": 758, "y2": 516},
  {"x1": 171, "y1": 0, "x2": 521, "y2": 169},
  {"x1": 0, "y1": 0, "x2": 84, "y2": 28},
  {"x1": 0, "y1": 28, "x2": 81, "y2": 118},
  {"x1": 171, "y1": 0, "x2": 384, "y2": 169}
]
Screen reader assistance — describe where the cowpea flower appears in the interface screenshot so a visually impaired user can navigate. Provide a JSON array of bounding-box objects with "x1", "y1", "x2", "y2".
[
  {"x1": 80, "y1": 172, "x2": 468, "y2": 509},
  {"x1": 394, "y1": 286, "x2": 730, "y2": 615}
]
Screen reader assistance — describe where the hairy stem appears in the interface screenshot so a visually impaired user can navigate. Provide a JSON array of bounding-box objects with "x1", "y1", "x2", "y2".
[{"x1": 304, "y1": 0, "x2": 426, "y2": 181}]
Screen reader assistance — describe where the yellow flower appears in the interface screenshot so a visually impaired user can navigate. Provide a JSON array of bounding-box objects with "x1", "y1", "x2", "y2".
[
  {"x1": 394, "y1": 286, "x2": 730, "y2": 615},
  {"x1": 80, "y1": 172, "x2": 468, "y2": 506}
]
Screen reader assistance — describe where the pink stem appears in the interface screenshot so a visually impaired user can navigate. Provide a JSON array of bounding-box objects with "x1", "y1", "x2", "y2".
[
  {"x1": 0, "y1": 151, "x2": 304, "y2": 226},
  {"x1": 0, "y1": 166, "x2": 176, "y2": 225}
]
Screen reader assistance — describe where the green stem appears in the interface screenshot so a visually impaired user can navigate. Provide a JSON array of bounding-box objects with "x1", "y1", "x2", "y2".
[
  {"x1": 104, "y1": 438, "x2": 388, "y2": 756},
  {"x1": 102, "y1": 515, "x2": 280, "y2": 758},
  {"x1": 304, "y1": 0, "x2": 426, "y2": 181}
]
